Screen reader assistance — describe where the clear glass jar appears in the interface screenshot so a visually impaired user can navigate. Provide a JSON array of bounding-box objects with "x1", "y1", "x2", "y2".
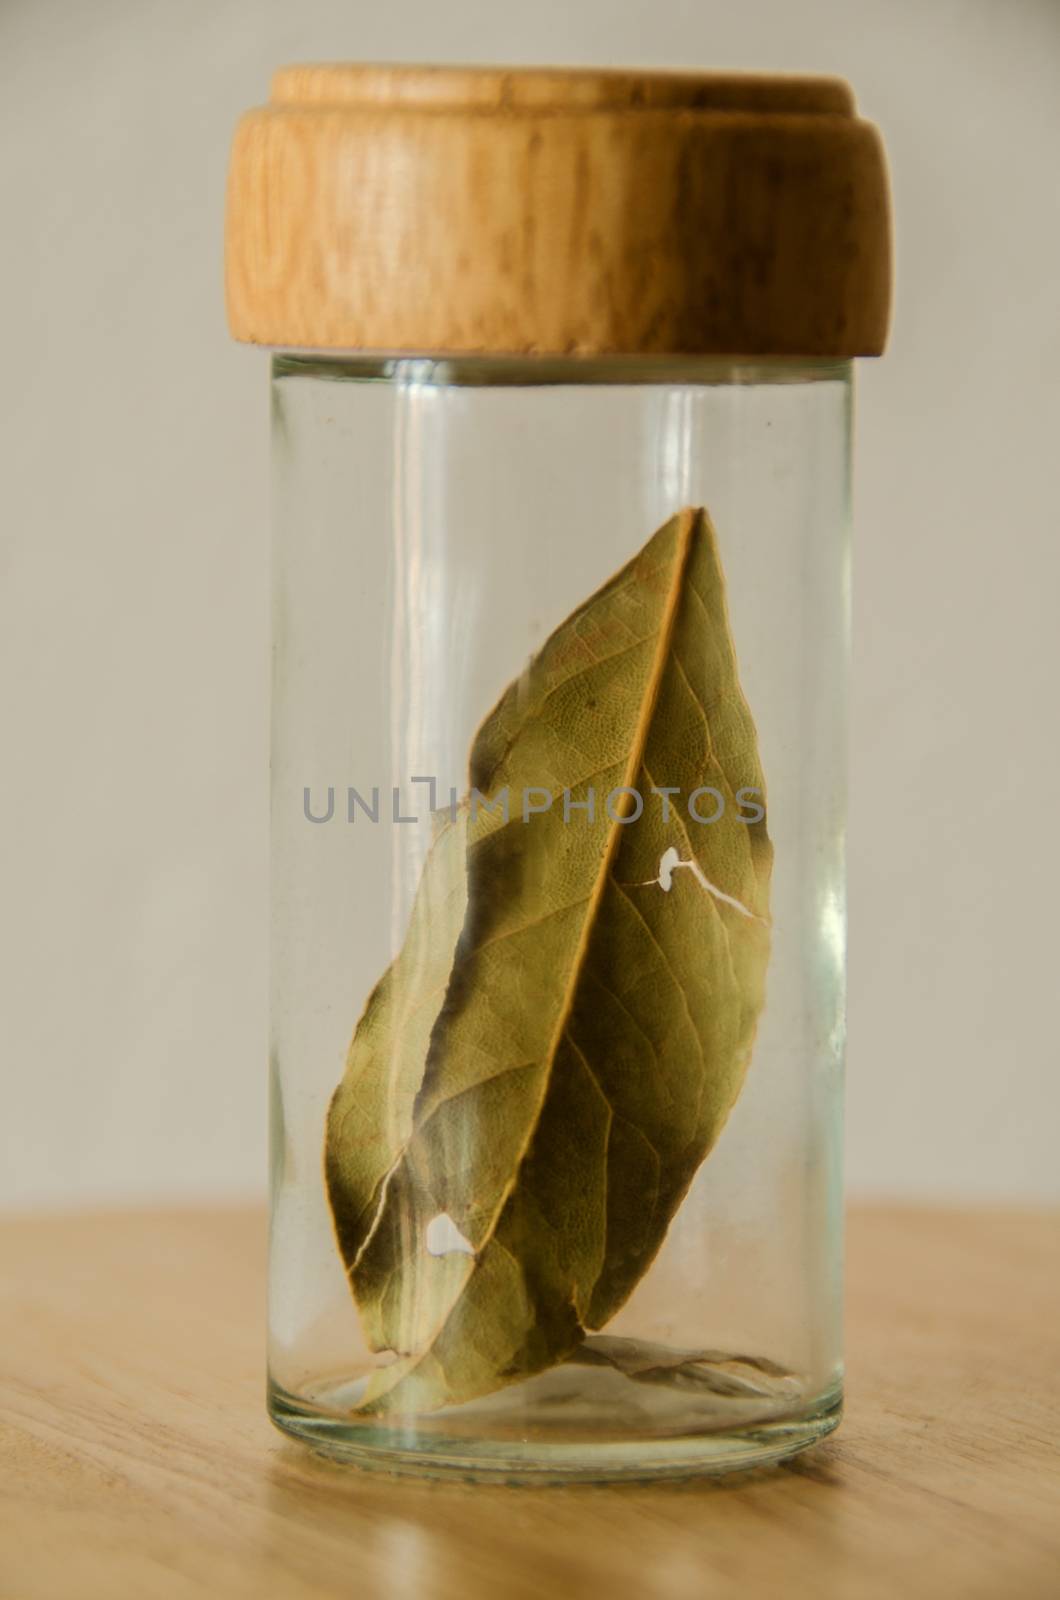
[{"x1": 266, "y1": 352, "x2": 852, "y2": 1480}]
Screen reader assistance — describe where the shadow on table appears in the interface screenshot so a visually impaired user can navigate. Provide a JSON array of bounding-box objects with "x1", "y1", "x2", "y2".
[{"x1": 259, "y1": 1439, "x2": 849, "y2": 1598}]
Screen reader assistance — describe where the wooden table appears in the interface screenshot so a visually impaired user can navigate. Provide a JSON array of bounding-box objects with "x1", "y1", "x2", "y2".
[{"x1": 1, "y1": 1206, "x2": 1057, "y2": 1599}]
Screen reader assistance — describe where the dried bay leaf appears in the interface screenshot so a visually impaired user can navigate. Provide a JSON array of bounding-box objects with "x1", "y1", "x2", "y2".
[
  {"x1": 570, "y1": 1335, "x2": 799, "y2": 1400},
  {"x1": 325, "y1": 507, "x2": 772, "y2": 1414},
  {"x1": 324, "y1": 809, "x2": 469, "y2": 1352}
]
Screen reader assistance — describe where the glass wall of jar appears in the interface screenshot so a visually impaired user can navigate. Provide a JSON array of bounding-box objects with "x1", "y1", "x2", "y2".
[{"x1": 266, "y1": 353, "x2": 851, "y2": 1479}]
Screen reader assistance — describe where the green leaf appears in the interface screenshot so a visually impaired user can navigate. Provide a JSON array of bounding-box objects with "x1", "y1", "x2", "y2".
[
  {"x1": 324, "y1": 808, "x2": 469, "y2": 1352},
  {"x1": 569, "y1": 1335, "x2": 797, "y2": 1400},
  {"x1": 325, "y1": 508, "x2": 772, "y2": 1414}
]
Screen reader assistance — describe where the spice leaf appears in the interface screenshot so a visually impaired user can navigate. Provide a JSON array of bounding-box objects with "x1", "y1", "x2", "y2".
[
  {"x1": 325, "y1": 508, "x2": 772, "y2": 1413},
  {"x1": 570, "y1": 1335, "x2": 798, "y2": 1400},
  {"x1": 324, "y1": 810, "x2": 469, "y2": 1351}
]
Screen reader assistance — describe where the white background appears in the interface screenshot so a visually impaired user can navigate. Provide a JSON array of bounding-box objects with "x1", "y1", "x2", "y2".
[{"x1": 2, "y1": 0, "x2": 1058, "y2": 1210}]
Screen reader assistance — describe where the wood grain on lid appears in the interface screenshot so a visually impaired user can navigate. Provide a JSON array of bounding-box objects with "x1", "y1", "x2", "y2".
[{"x1": 225, "y1": 63, "x2": 892, "y2": 357}]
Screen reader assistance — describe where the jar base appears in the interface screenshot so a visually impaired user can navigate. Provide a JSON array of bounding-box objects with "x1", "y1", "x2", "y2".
[{"x1": 268, "y1": 1375, "x2": 842, "y2": 1484}]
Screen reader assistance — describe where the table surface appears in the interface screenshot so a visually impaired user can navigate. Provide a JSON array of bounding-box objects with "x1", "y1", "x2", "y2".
[{"x1": 1, "y1": 1205, "x2": 1057, "y2": 1600}]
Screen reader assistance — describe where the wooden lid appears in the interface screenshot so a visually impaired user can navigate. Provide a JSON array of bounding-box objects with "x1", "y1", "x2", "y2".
[{"x1": 225, "y1": 64, "x2": 892, "y2": 358}]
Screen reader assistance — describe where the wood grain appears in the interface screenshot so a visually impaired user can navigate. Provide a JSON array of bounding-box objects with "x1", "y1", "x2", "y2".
[
  {"x1": 1, "y1": 1205, "x2": 1057, "y2": 1600},
  {"x1": 225, "y1": 64, "x2": 892, "y2": 358}
]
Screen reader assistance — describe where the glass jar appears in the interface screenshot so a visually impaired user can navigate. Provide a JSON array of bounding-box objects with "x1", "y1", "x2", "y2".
[{"x1": 227, "y1": 64, "x2": 891, "y2": 1480}]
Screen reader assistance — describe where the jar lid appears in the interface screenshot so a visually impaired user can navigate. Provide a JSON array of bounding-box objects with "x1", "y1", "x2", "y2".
[{"x1": 225, "y1": 64, "x2": 891, "y2": 358}]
